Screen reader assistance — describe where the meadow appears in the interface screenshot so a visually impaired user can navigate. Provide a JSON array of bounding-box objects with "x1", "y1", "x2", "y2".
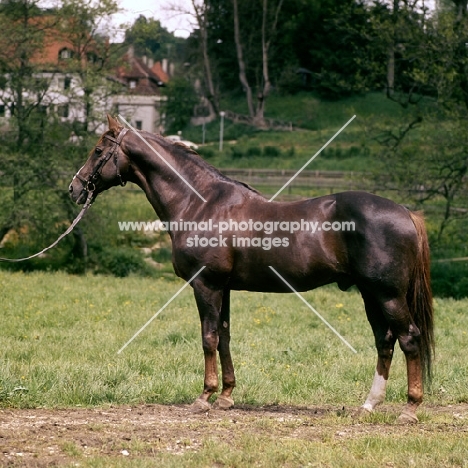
[{"x1": 1, "y1": 270, "x2": 468, "y2": 466}]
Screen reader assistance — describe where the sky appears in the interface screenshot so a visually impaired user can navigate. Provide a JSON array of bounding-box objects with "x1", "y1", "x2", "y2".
[
  {"x1": 112, "y1": 0, "x2": 195, "y2": 41},
  {"x1": 44, "y1": 0, "x2": 437, "y2": 42},
  {"x1": 113, "y1": 0, "x2": 437, "y2": 39}
]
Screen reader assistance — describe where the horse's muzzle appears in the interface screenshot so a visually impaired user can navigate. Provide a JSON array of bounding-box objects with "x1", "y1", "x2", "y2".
[{"x1": 69, "y1": 180, "x2": 87, "y2": 205}]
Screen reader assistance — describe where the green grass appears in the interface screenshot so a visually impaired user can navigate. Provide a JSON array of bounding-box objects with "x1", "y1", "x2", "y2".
[
  {"x1": 73, "y1": 431, "x2": 468, "y2": 468},
  {"x1": 0, "y1": 270, "x2": 467, "y2": 409},
  {"x1": 1, "y1": 270, "x2": 468, "y2": 466},
  {"x1": 181, "y1": 91, "x2": 444, "y2": 178},
  {"x1": 180, "y1": 91, "x2": 405, "y2": 172}
]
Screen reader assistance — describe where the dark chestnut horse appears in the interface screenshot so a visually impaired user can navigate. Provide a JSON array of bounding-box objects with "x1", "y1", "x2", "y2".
[{"x1": 69, "y1": 116, "x2": 434, "y2": 423}]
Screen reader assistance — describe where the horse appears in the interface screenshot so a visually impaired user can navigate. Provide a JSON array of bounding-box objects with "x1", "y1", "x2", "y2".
[{"x1": 69, "y1": 115, "x2": 434, "y2": 423}]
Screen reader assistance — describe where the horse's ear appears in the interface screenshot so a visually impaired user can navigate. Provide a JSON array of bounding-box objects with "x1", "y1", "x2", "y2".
[{"x1": 107, "y1": 114, "x2": 120, "y2": 132}]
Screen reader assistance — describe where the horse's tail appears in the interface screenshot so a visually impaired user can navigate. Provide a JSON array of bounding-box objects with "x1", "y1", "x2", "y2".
[{"x1": 407, "y1": 211, "x2": 434, "y2": 383}]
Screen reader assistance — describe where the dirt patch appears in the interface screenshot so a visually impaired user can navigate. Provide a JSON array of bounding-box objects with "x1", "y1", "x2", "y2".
[{"x1": 1, "y1": 403, "x2": 467, "y2": 466}]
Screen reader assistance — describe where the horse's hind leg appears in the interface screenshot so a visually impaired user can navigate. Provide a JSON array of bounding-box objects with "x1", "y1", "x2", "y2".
[
  {"x1": 364, "y1": 294, "x2": 423, "y2": 423},
  {"x1": 213, "y1": 287, "x2": 236, "y2": 409},
  {"x1": 396, "y1": 320, "x2": 424, "y2": 423},
  {"x1": 382, "y1": 297, "x2": 423, "y2": 423},
  {"x1": 360, "y1": 293, "x2": 397, "y2": 414}
]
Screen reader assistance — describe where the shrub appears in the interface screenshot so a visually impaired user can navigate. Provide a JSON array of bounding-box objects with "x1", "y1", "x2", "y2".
[
  {"x1": 263, "y1": 146, "x2": 281, "y2": 158},
  {"x1": 246, "y1": 146, "x2": 262, "y2": 157},
  {"x1": 93, "y1": 246, "x2": 149, "y2": 277},
  {"x1": 431, "y1": 261, "x2": 468, "y2": 299},
  {"x1": 230, "y1": 147, "x2": 244, "y2": 159},
  {"x1": 197, "y1": 147, "x2": 215, "y2": 159},
  {"x1": 151, "y1": 247, "x2": 172, "y2": 264}
]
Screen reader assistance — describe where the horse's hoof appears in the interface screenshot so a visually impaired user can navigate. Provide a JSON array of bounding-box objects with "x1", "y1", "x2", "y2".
[
  {"x1": 190, "y1": 398, "x2": 211, "y2": 413},
  {"x1": 213, "y1": 395, "x2": 234, "y2": 410},
  {"x1": 352, "y1": 406, "x2": 372, "y2": 420},
  {"x1": 396, "y1": 410, "x2": 418, "y2": 424}
]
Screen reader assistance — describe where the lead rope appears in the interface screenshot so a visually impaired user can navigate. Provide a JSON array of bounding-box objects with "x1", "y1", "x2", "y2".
[{"x1": 0, "y1": 190, "x2": 94, "y2": 263}]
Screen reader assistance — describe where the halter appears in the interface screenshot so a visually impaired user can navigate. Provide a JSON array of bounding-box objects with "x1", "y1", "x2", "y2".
[{"x1": 75, "y1": 127, "x2": 129, "y2": 193}]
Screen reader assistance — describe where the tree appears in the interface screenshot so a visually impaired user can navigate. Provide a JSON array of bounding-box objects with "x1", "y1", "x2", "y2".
[
  {"x1": 0, "y1": 0, "x2": 56, "y2": 151},
  {"x1": 161, "y1": 76, "x2": 198, "y2": 133},
  {"x1": 165, "y1": 1, "x2": 220, "y2": 121},
  {"x1": 189, "y1": 0, "x2": 219, "y2": 115},
  {"x1": 369, "y1": 5, "x2": 468, "y2": 242},
  {"x1": 124, "y1": 15, "x2": 179, "y2": 62},
  {"x1": 59, "y1": 0, "x2": 121, "y2": 133},
  {"x1": 231, "y1": 0, "x2": 284, "y2": 127},
  {"x1": 0, "y1": 0, "x2": 121, "y2": 267}
]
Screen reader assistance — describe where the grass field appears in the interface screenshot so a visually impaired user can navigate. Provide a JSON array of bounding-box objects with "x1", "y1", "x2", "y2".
[{"x1": 1, "y1": 270, "x2": 468, "y2": 465}]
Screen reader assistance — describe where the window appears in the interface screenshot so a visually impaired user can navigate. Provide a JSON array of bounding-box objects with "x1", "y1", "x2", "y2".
[
  {"x1": 135, "y1": 120, "x2": 142, "y2": 130},
  {"x1": 87, "y1": 52, "x2": 100, "y2": 64},
  {"x1": 129, "y1": 79, "x2": 137, "y2": 89},
  {"x1": 57, "y1": 104, "x2": 69, "y2": 118},
  {"x1": 59, "y1": 77, "x2": 71, "y2": 90},
  {"x1": 59, "y1": 48, "x2": 73, "y2": 60}
]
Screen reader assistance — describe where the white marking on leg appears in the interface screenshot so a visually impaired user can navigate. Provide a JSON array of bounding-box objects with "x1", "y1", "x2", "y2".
[{"x1": 362, "y1": 370, "x2": 387, "y2": 412}]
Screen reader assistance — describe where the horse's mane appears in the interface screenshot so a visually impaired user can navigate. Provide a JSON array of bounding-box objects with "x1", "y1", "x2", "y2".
[
  {"x1": 154, "y1": 134, "x2": 262, "y2": 196},
  {"x1": 97, "y1": 128, "x2": 262, "y2": 196}
]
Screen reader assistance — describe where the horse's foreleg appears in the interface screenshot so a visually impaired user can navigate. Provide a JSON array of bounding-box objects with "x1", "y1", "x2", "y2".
[
  {"x1": 213, "y1": 287, "x2": 235, "y2": 409},
  {"x1": 191, "y1": 281, "x2": 223, "y2": 412}
]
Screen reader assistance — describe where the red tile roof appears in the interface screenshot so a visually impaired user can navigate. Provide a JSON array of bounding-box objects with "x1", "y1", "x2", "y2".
[
  {"x1": 115, "y1": 54, "x2": 167, "y2": 95},
  {"x1": 151, "y1": 62, "x2": 169, "y2": 84}
]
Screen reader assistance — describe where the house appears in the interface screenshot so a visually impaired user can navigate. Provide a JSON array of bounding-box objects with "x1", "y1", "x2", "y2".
[
  {"x1": 0, "y1": 16, "x2": 170, "y2": 134},
  {"x1": 113, "y1": 46, "x2": 169, "y2": 133}
]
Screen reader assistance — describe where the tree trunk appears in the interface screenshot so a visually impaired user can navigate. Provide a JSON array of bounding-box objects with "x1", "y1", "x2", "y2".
[
  {"x1": 234, "y1": 0, "x2": 283, "y2": 128},
  {"x1": 454, "y1": 0, "x2": 468, "y2": 21},
  {"x1": 194, "y1": 1, "x2": 219, "y2": 115},
  {"x1": 386, "y1": 45, "x2": 395, "y2": 97},
  {"x1": 232, "y1": 0, "x2": 255, "y2": 118},
  {"x1": 386, "y1": 0, "x2": 398, "y2": 98},
  {"x1": 252, "y1": 0, "x2": 271, "y2": 127}
]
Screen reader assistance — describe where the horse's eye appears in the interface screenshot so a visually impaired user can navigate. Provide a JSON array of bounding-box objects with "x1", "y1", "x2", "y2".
[{"x1": 95, "y1": 147, "x2": 103, "y2": 155}]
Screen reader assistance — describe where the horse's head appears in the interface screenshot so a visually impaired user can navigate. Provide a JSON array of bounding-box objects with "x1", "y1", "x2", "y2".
[{"x1": 69, "y1": 115, "x2": 130, "y2": 204}]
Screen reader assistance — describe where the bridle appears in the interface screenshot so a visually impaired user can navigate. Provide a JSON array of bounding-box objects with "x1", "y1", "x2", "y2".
[{"x1": 74, "y1": 127, "x2": 129, "y2": 194}]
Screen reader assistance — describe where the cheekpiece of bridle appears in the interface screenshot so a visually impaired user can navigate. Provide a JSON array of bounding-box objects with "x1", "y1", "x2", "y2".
[{"x1": 76, "y1": 127, "x2": 129, "y2": 196}]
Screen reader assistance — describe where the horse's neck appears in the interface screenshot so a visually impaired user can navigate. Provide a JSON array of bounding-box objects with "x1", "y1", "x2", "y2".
[{"x1": 127, "y1": 136, "x2": 216, "y2": 222}]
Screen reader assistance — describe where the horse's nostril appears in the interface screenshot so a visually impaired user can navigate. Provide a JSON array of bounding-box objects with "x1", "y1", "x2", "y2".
[{"x1": 68, "y1": 184, "x2": 73, "y2": 193}]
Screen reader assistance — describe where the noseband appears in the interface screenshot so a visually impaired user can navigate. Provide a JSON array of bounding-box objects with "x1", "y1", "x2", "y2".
[{"x1": 75, "y1": 127, "x2": 129, "y2": 193}]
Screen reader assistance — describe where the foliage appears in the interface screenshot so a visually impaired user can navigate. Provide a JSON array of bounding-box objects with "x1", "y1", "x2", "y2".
[
  {"x1": 229, "y1": 144, "x2": 285, "y2": 159},
  {"x1": 431, "y1": 261, "x2": 468, "y2": 299},
  {"x1": 161, "y1": 76, "x2": 199, "y2": 134},
  {"x1": 364, "y1": 7, "x2": 468, "y2": 248},
  {"x1": 123, "y1": 15, "x2": 183, "y2": 62},
  {"x1": 92, "y1": 245, "x2": 151, "y2": 277},
  {"x1": 0, "y1": 0, "x2": 123, "y2": 267}
]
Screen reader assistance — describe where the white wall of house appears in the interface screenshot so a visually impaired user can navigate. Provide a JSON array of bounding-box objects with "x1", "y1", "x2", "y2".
[
  {"x1": 0, "y1": 72, "x2": 166, "y2": 134},
  {"x1": 114, "y1": 94, "x2": 166, "y2": 133}
]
